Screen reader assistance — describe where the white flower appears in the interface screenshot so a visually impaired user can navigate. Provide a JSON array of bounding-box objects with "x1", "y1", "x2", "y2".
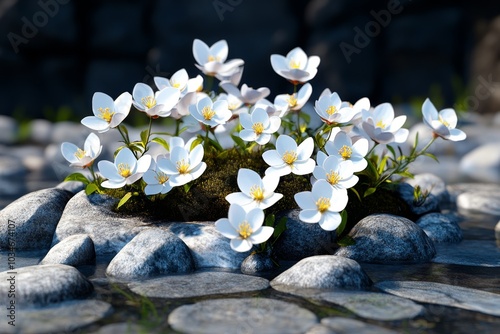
[
  {"x1": 132, "y1": 83, "x2": 180, "y2": 118},
  {"x1": 361, "y1": 103, "x2": 409, "y2": 144},
  {"x1": 192, "y1": 39, "x2": 244, "y2": 77},
  {"x1": 262, "y1": 135, "x2": 315, "y2": 176},
  {"x1": 81, "y1": 92, "x2": 131, "y2": 133},
  {"x1": 157, "y1": 144, "x2": 206, "y2": 187},
  {"x1": 422, "y1": 98, "x2": 466, "y2": 141},
  {"x1": 274, "y1": 83, "x2": 312, "y2": 115},
  {"x1": 154, "y1": 69, "x2": 203, "y2": 97},
  {"x1": 313, "y1": 154, "x2": 358, "y2": 190},
  {"x1": 325, "y1": 131, "x2": 369, "y2": 173},
  {"x1": 239, "y1": 107, "x2": 281, "y2": 145},
  {"x1": 61, "y1": 133, "x2": 102, "y2": 168},
  {"x1": 314, "y1": 92, "x2": 356, "y2": 125},
  {"x1": 294, "y1": 179, "x2": 349, "y2": 231},
  {"x1": 190, "y1": 96, "x2": 232, "y2": 127},
  {"x1": 216, "y1": 65, "x2": 244, "y2": 86},
  {"x1": 254, "y1": 98, "x2": 281, "y2": 118},
  {"x1": 215, "y1": 204, "x2": 274, "y2": 252},
  {"x1": 270, "y1": 47, "x2": 320, "y2": 84},
  {"x1": 220, "y1": 83, "x2": 270, "y2": 105},
  {"x1": 143, "y1": 159, "x2": 172, "y2": 195},
  {"x1": 98, "y1": 148, "x2": 151, "y2": 189},
  {"x1": 216, "y1": 93, "x2": 245, "y2": 114},
  {"x1": 226, "y1": 169, "x2": 283, "y2": 210}
]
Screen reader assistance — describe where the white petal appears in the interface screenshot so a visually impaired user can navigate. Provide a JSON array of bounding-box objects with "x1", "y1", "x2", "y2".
[
  {"x1": 136, "y1": 155, "x2": 152, "y2": 173},
  {"x1": 439, "y1": 108, "x2": 458, "y2": 128},
  {"x1": 237, "y1": 168, "x2": 261, "y2": 194},
  {"x1": 61, "y1": 142, "x2": 79, "y2": 164},
  {"x1": 448, "y1": 128, "x2": 466, "y2": 141},
  {"x1": 270, "y1": 55, "x2": 288, "y2": 73},
  {"x1": 155, "y1": 87, "x2": 181, "y2": 111},
  {"x1": 215, "y1": 218, "x2": 239, "y2": 239},
  {"x1": 292, "y1": 159, "x2": 315, "y2": 175},
  {"x1": 276, "y1": 135, "x2": 297, "y2": 157},
  {"x1": 81, "y1": 116, "x2": 109, "y2": 132},
  {"x1": 299, "y1": 209, "x2": 321, "y2": 223},
  {"x1": 116, "y1": 148, "x2": 137, "y2": 169},
  {"x1": 246, "y1": 207, "x2": 265, "y2": 231},
  {"x1": 294, "y1": 191, "x2": 316, "y2": 210},
  {"x1": 318, "y1": 211, "x2": 342, "y2": 231},
  {"x1": 210, "y1": 39, "x2": 228, "y2": 63},
  {"x1": 154, "y1": 76, "x2": 170, "y2": 90},
  {"x1": 422, "y1": 98, "x2": 438, "y2": 123},
  {"x1": 101, "y1": 179, "x2": 127, "y2": 189},
  {"x1": 132, "y1": 83, "x2": 154, "y2": 106},
  {"x1": 114, "y1": 92, "x2": 132, "y2": 115},
  {"x1": 97, "y1": 160, "x2": 121, "y2": 181},
  {"x1": 240, "y1": 129, "x2": 257, "y2": 142},
  {"x1": 230, "y1": 238, "x2": 252, "y2": 252},
  {"x1": 193, "y1": 39, "x2": 209, "y2": 65},
  {"x1": 145, "y1": 184, "x2": 163, "y2": 196},
  {"x1": 262, "y1": 150, "x2": 284, "y2": 167},
  {"x1": 297, "y1": 137, "x2": 314, "y2": 160},
  {"x1": 228, "y1": 204, "x2": 247, "y2": 230},
  {"x1": 248, "y1": 226, "x2": 273, "y2": 244},
  {"x1": 189, "y1": 144, "x2": 204, "y2": 169},
  {"x1": 92, "y1": 92, "x2": 114, "y2": 117},
  {"x1": 226, "y1": 192, "x2": 254, "y2": 205}
]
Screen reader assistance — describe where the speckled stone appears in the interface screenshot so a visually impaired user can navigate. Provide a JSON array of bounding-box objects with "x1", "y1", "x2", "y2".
[
  {"x1": 319, "y1": 317, "x2": 399, "y2": 334},
  {"x1": 397, "y1": 183, "x2": 440, "y2": 216},
  {"x1": 433, "y1": 240, "x2": 500, "y2": 267},
  {"x1": 240, "y1": 252, "x2": 276, "y2": 274},
  {"x1": 40, "y1": 234, "x2": 95, "y2": 266},
  {"x1": 416, "y1": 213, "x2": 463, "y2": 243},
  {"x1": 457, "y1": 190, "x2": 500, "y2": 216},
  {"x1": 405, "y1": 173, "x2": 450, "y2": 204}
]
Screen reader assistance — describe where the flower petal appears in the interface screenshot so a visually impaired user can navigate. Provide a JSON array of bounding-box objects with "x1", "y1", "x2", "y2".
[
  {"x1": 215, "y1": 218, "x2": 239, "y2": 239},
  {"x1": 318, "y1": 211, "x2": 342, "y2": 231},
  {"x1": 248, "y1": 226, "x2": 273, "y2": 244},
  {"x1": 230, "y1": 238, "x2": 252, "y2": 252}
]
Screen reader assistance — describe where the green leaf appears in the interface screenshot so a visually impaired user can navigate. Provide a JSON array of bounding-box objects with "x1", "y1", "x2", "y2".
[
  {"x1": 299, "y1": 111, "x2": 311, "y2": 123},
  {"x1": 231, "y1": 134, "x2": 246, "y2": 150},
  {"x1": 264, "y1": 214, "x2": 275, "y2": 227},
  {"x1": 64, "y1": 173, "x2": 90, "y2": 184},
  {"x1": 272, "y1": 217, "x2": 287, "y2": 240},
  {"x1": 114, "y1": 146, "x2": 126, "y2": 157},
  {"x1": 119, "y1": 125, "x2": 130, "y2": 143},
  {"x1": 207, "y1": 137, "x2": 224, "y2": 152},
  {"x1": 117, "y1": 192, "x2": 133, "y2": 209},
  {"x1": 336, "y1": 210, "x2": 348, "y2": 236},
  {"x1": 337, "y1": 235, "x2": 355, "y2": 247},
  {"x1": 85, "y1": 183, "x2": 99, "y2": 195},
  {"x1": 151, "y1": 137, "x2": 170, "y2": 151},
  {"x1": 190, "y1": 137, "x2": 204, "y2": 151},
  {"x1": 129, "y1": 142, "x2": 145, "y2": 153},
  {"x1": 377, "y1": 155, "x2": 389, "y2": 174},
  {"x1": 386, "y1": 145, "x2": 396, "y2": 159},
  {"x1": 423, "y1": 152, "x2": 439, "y2": 163},
  {"x1": 349, "y1": 187, "x2": 362, "y2": 202},
  {"x1": 364, "y1": 187, "x2": 377, "y2": 197},
  {"x1": 140, "y1": 129, "x2": 149, "y2": 147},
  {"x1": 183, "y1": 183, "x2": 193, "y2": 193},
  {"x1": 398, "y1": 170, "x2": 414, "y2": 179}
]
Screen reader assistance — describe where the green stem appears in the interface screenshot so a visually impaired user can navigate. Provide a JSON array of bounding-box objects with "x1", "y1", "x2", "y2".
[{"x1": 143, "y1": 117, "x2": 153, "y2": 155}]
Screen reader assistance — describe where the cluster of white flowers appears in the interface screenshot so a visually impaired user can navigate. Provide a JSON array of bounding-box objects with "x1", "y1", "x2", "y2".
[{"x1": 61, "y1": 39, "x2": 466, "y2": 253}]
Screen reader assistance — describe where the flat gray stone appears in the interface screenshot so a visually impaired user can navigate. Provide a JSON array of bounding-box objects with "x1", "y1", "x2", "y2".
[
  {"x1": 316, "y1": 291, "x2": 424, "y2": 321},
  {"x1": 416, "y1": 213, "x2": 463, "y2": 243},
  {"x1": 460, "y1": 143, "x2": 500, "y2": 183},
  {"x1": 56, "y1": 180, "x2": 86, "y2": 194},
  {"x1": 106, "y1": 229, "x2": 194, "y2": 278},
  {"x1": 168, "y1": 298, "x2": 318, "y2": 334},
  {"x1": 0, "y1": 188, "x2": 74, "y2": 250},
  {"x1": 0, "y1": 299, "x2": 112, "y2": 334},
  {"x1": 457, "y1": 190, "x2": 500, "y2": 215},
  {"x1": 334, "y1": 214, "x2": 436, "y2": 264},
  {"x1": 271, "y1": 255, "x2": 372, "y2": 291},
  {"x1": 433, "y1": 240, "x2": 500, "y2": 267},
  {"x1": 240, "y1": 252, "x2": 276, "y2": 274},
  {"x1": 320, "y1": 317, "x2": 399, "y2": 334},
  {"x1": 40, "y1": 234, "x2": 95, "y2": 266},
  {"x1": 376, "y1": 280, "x2": 500, "y2": 316},
  {"x1": 129, "y1": 271, "x2": 269, "y2": 299},
  {"x1": 0, "y1": 264, "x2": 93, "y2": 307},
  {"x1": 405, "y1": 173, "x2": 450, "y2": 204},
  {"x1": 397, "y1": 183, "x2": 440, "y2": 216}
]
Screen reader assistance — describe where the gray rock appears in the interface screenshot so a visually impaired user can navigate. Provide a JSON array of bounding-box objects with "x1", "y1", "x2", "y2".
[
  {"x1": 168, "y1": 298, "x2": 318, "y2": 334},
  {"x1": 0, "y1": 155, "x2": 27, "y2": 178},
  {"x1": 447, "y1": 183, "x2": 500, "y2": 202},
  {"x1": 305, "y1": 325, "x2": 337, "y2": 334},
  {"x1": 0, "y1": 250, "x2": 46, "y2": 272},
  {"x1": 241, "y1": 252, "x2": 276, "y2": 274},
  {"x1": 405, "y1": 173, "x2": 450, "y2": 204},
  {"x1": 8, "y1": 145, "x2": 47, "y2": 172},
  {"x1": 273, "y1": 209, "x2": 337, "y2": 260},
  {"x1": 106, "y1": 229, "x2": 194, "y2": 278},
  {"x1": 129, "y1": 271, "x2": 269, "y2": 299},
  {"x1": 320, "y1": 317, "x2": 399, "y2": 334},
  {"x1": 271, "y1": 255, "x2": 372, "y2": 291},
  {"x1": 50, "y1": 121, "x2": 89, "y2": 146},
  {"x1": 56, "y1": 180, "x2": 86, "y2": 194},
  {"x1": 409, "y1": 155, "x2": 462, "y2": 185},
  {"x1": 316, "y1": 291, "x2": 424, "y2": 321},
  {"x1": 40, "y1": 234, "x2": 95, "y2": 266},
  {"x1": 0, "y1": 115, "x2": 18, "y2": 144},
  {"x1": 416, "y1": 213, "x2": 463, "y2": 243},
  {"x1": 457, "y1": 190, "x2": 500, "y2": 215},
  {"x1": 397, "y1": 183, "x2": 440, "y2": 216},
  {"x1": 0, "y1": 188, "x2": 73, "y2": 250},
  {"x1": 460, "y1": 143, "x2": 500, "y2": 183},
  {"x1": 29, "y1": 119, "x2": 54, "y2": 145},
  {"x1": 376, "y1": 280, "x2": 500, "y2": 317},
  {"x1": 334, "y1": 214, "x2": 436, "y2": 264},
  {"x1": 0, "y1": 299, "x2": 112, "y2": 334},
  {"x1": 0, "y1": 264, "x2": 93, "y2": 307},
  {"x1": 433, "y1": 240, "x2": 500, "y2": 267}
]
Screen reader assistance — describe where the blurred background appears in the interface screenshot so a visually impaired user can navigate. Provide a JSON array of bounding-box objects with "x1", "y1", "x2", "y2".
[{"x1": 1, "y1": 0, "x2": 500, "y2": 122}]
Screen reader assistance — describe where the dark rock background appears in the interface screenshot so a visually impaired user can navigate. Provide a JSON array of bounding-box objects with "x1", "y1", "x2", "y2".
[{"x1": 1, "y1": 0, "x2": 499, "y2": 119}]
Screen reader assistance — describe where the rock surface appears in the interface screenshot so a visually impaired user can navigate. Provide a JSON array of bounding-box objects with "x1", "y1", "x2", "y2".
[
  {"x1": 319, "y1": 317, "x2": 399, "y2": 334},
  {"x1": 397, "y1": 183, "x2": 441, "y2": 216},
  {"x1": 433, "y1": 240, "x2": 500, "y2": 267},
  {"x1": 460, "y1": 143, "x2": 500, "y2": 183},
  {"x1": 416, "y1": 213, "x2": 463, "y2": 243},
  {"x1": 405, "y1": 173, "x2": 450, "y2": 204},
  {"x1": 240, "y1": 252, "x2": 276, "y2": 274},
  {"x1": 457, "y1": 190, "x2": 500, "y2": 215},
  {"x1": 40, "y1": 234, "x2": 95, "y2": 266},
  {"x1": 168, "y1": 298, "x2": 318, "y2": 334},
  {"x1": 335, "y1": 214, "x2": 436, "y2": 263}
]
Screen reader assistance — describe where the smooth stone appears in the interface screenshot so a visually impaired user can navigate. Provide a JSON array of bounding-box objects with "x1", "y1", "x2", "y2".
[
  {"x1": 416, "y1": 213, "x2": 463, "y2": 243},
  {"x1": 376, "y1": 280, "x2": 500, "y2": 317},
  {"x1": 404, "y1": 173, "x2": 450, "y2": 204},
  {"x1": 433, "y1": 240, "x2": 500, "y2": 267},
  {"x1": 106, "y1": 229, "x2": 194, "y2": 278},
  {"x1": 8, "y1": 145, "x2": 46, "y2": 171},
  {"x1": 129, "y1": 271, "x2": 269, "y2": 299},
  {"x1": 409, "y1": 156, "x2": 462, "y2": 185},
  {"x1": 40, "y1": 234, "x2": 95, "y2": 266},
  {"x1": 334, "y1": 214, "x2": 436, "y2": 264},
  {"x1": 29, "y1": 119, "x2": 54, "y2": 145},
  {"x1": 0, "y1": 250, "x2": 46, "y2": 271},
  {"x1": 0, "y1": 115, "x2": 18, "y2": 144},
  {"x1": 457, "y1": 190, "x2": 500, "y2": 215},
  {"x1": 241, "y1": 252, "x2": 276, "y2": 274},
  {"x1": 316, "y1": 291, "x2": 424, "y2": 321},
  {"x1": 0, "y1": 264, "x2": 93, "y2": 307},
  {"x1": 0, "y1": 155, "x2": 27, "y2": 177},
  {"x1": 168, "y1": 298, "x2": 318, "y2": 334},
  {"x1": 56, "y1": 180, "x2": 86, "y2": 194},
  {"x1": 273, "y1": 209, "x2": 337, "y2": 260},
  {"x1": 447, "y1": 183, "x2": 500, "y2": 202},
  {"x1": 0, "y1": 188, "x2": 73, "y2": 250},
  {"x1": 460, "y1": 143, "x2": 500, "y2": 183},
  {"x1": 271, "y1": 255, "x2": 372, "y2": 291},
  {"x1": 0, "y1": 300, "x2": 112, "y2": 334},
  {"x1": 320, "y1": 317, "x2": 399, "y2": 334},
  {"x1": 397, "y1": 183, "x2": 440, "y2": 216},
  {"x1": 305, "y1": 325, "x2": 337, "y2": 334}
]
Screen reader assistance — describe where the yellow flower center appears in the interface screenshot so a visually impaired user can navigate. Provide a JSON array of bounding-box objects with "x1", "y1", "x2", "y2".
[
  {"x1": 155, "y1": 172, "x2": 169, "y2": 185},
  {"x1": 326, "y1": 105, "x2": 337, "y2": 116},
  {"x1": 176, "y1": 159, "x2": 190, "y2": 174},
  {"x1": 376, "y1": 120, "x2": 386, "y2": 128},
  {"x1": 252, "y1": 122, "x2": 264, "y2": 135},
  {"x1": 98, "y1": 107, "x2": 115, "y2": 123},
  {"x1": 289, "y1": 59, "x2": 301, "y2": 69},
  {"x1": 250, "y1": 185, "x2": 265, "y2": 202},
  {"x1": 238, "y1": 221, "x2": 253, "y2": 239},
  {"x1": 207, "y1": 55, "x2": 221, "y2": 62},
  {"x1": 141, "y1": 96, "x2": 157, "y2": 109},
  {"x1": 326, "y1": 170, "x2": 341, "y2": 186},
  {"x1": 171, "y1": 81, "x2": 181, "y2": 89},
  {"x1": 117, "y1": 163, "x2": 132, "y2": 178},
  {"x1": 338, "y1": 145, "x2": 353, "y2": 160},
  {"x1": 228, "y1": 103, "x2": 239, "y2": 111},
  {"x1": 202, "y1": 106, "x2": 216, "y2": 120},
  {"x1": 74, "y1": 148, "x2": 86, "y2": 160},
  {"x1": 438, "y1": 115, "x2": 450, "y2": 127},
  {"x1": 316, "y1": 197, "x2": 330, "y2": 213},
  {"x1": 287, "y1": 94, "x2": 298, "y2": 108},
  {"x1": 282, "y1": 150, "x2": 298, "y2": 165}
]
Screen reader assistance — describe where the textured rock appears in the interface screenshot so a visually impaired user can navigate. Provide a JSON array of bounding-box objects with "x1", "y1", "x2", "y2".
[
  {"x1": 0, "y1": 188, "x2": 73, "y2": 250},
  {"x1": 0, "y1": 264, "x2": 93, "y2": 307},
  {"x1": 129, "y1": 271, "x2": 269, "y2": 299},
  {"x1": 271, "y1": 255, "x2": 372, "y2": 291},
  {"x1": 240, "y1": 252, "x2": 276, "y2": 274},
  {"x1": 460, "y1": 143, "x2": 500, "y2": 183},
  {"x1": 397, "y1": 183, "x2": 440, "y2": 216},
  {"x1": 334, "y1": 214, "x2": 436, "y2": 264},
  {"x1": 320, "y1": 317, "x2": 399, "y2": 334},
  {"x1": 106, "y1": 229, "x2": 194, "y2": 278},
  {"x1": 40, "y1": 234, "x2": 95, "y2": 266},
  {"x1": 416, "y1": 213, "x2": 463, "y2": 243},
  {"x1": 273, "y1": 209, "x2": 337, "y2": 260},
  {"x1": 376, "y1": 280, "x2": 500, "y2": 316},
  {"x1": 447, "y1": 183, "x2": 500, "y2": 202},
  {"x1": 56, "y1": 181, "x2": 86, "y2": 195},
  {"x1": 405, "y1": 173, "x2": 450, "y2": 204},
  {"x1": 168, "y1": 298, "x2": 318, "y2": 334},
  {"x1": 457, "y1": 190, "x2": 500, "y2": 215},
  {"x1": 433, "y1": 240, "x2": 500, "y2": 267}
]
